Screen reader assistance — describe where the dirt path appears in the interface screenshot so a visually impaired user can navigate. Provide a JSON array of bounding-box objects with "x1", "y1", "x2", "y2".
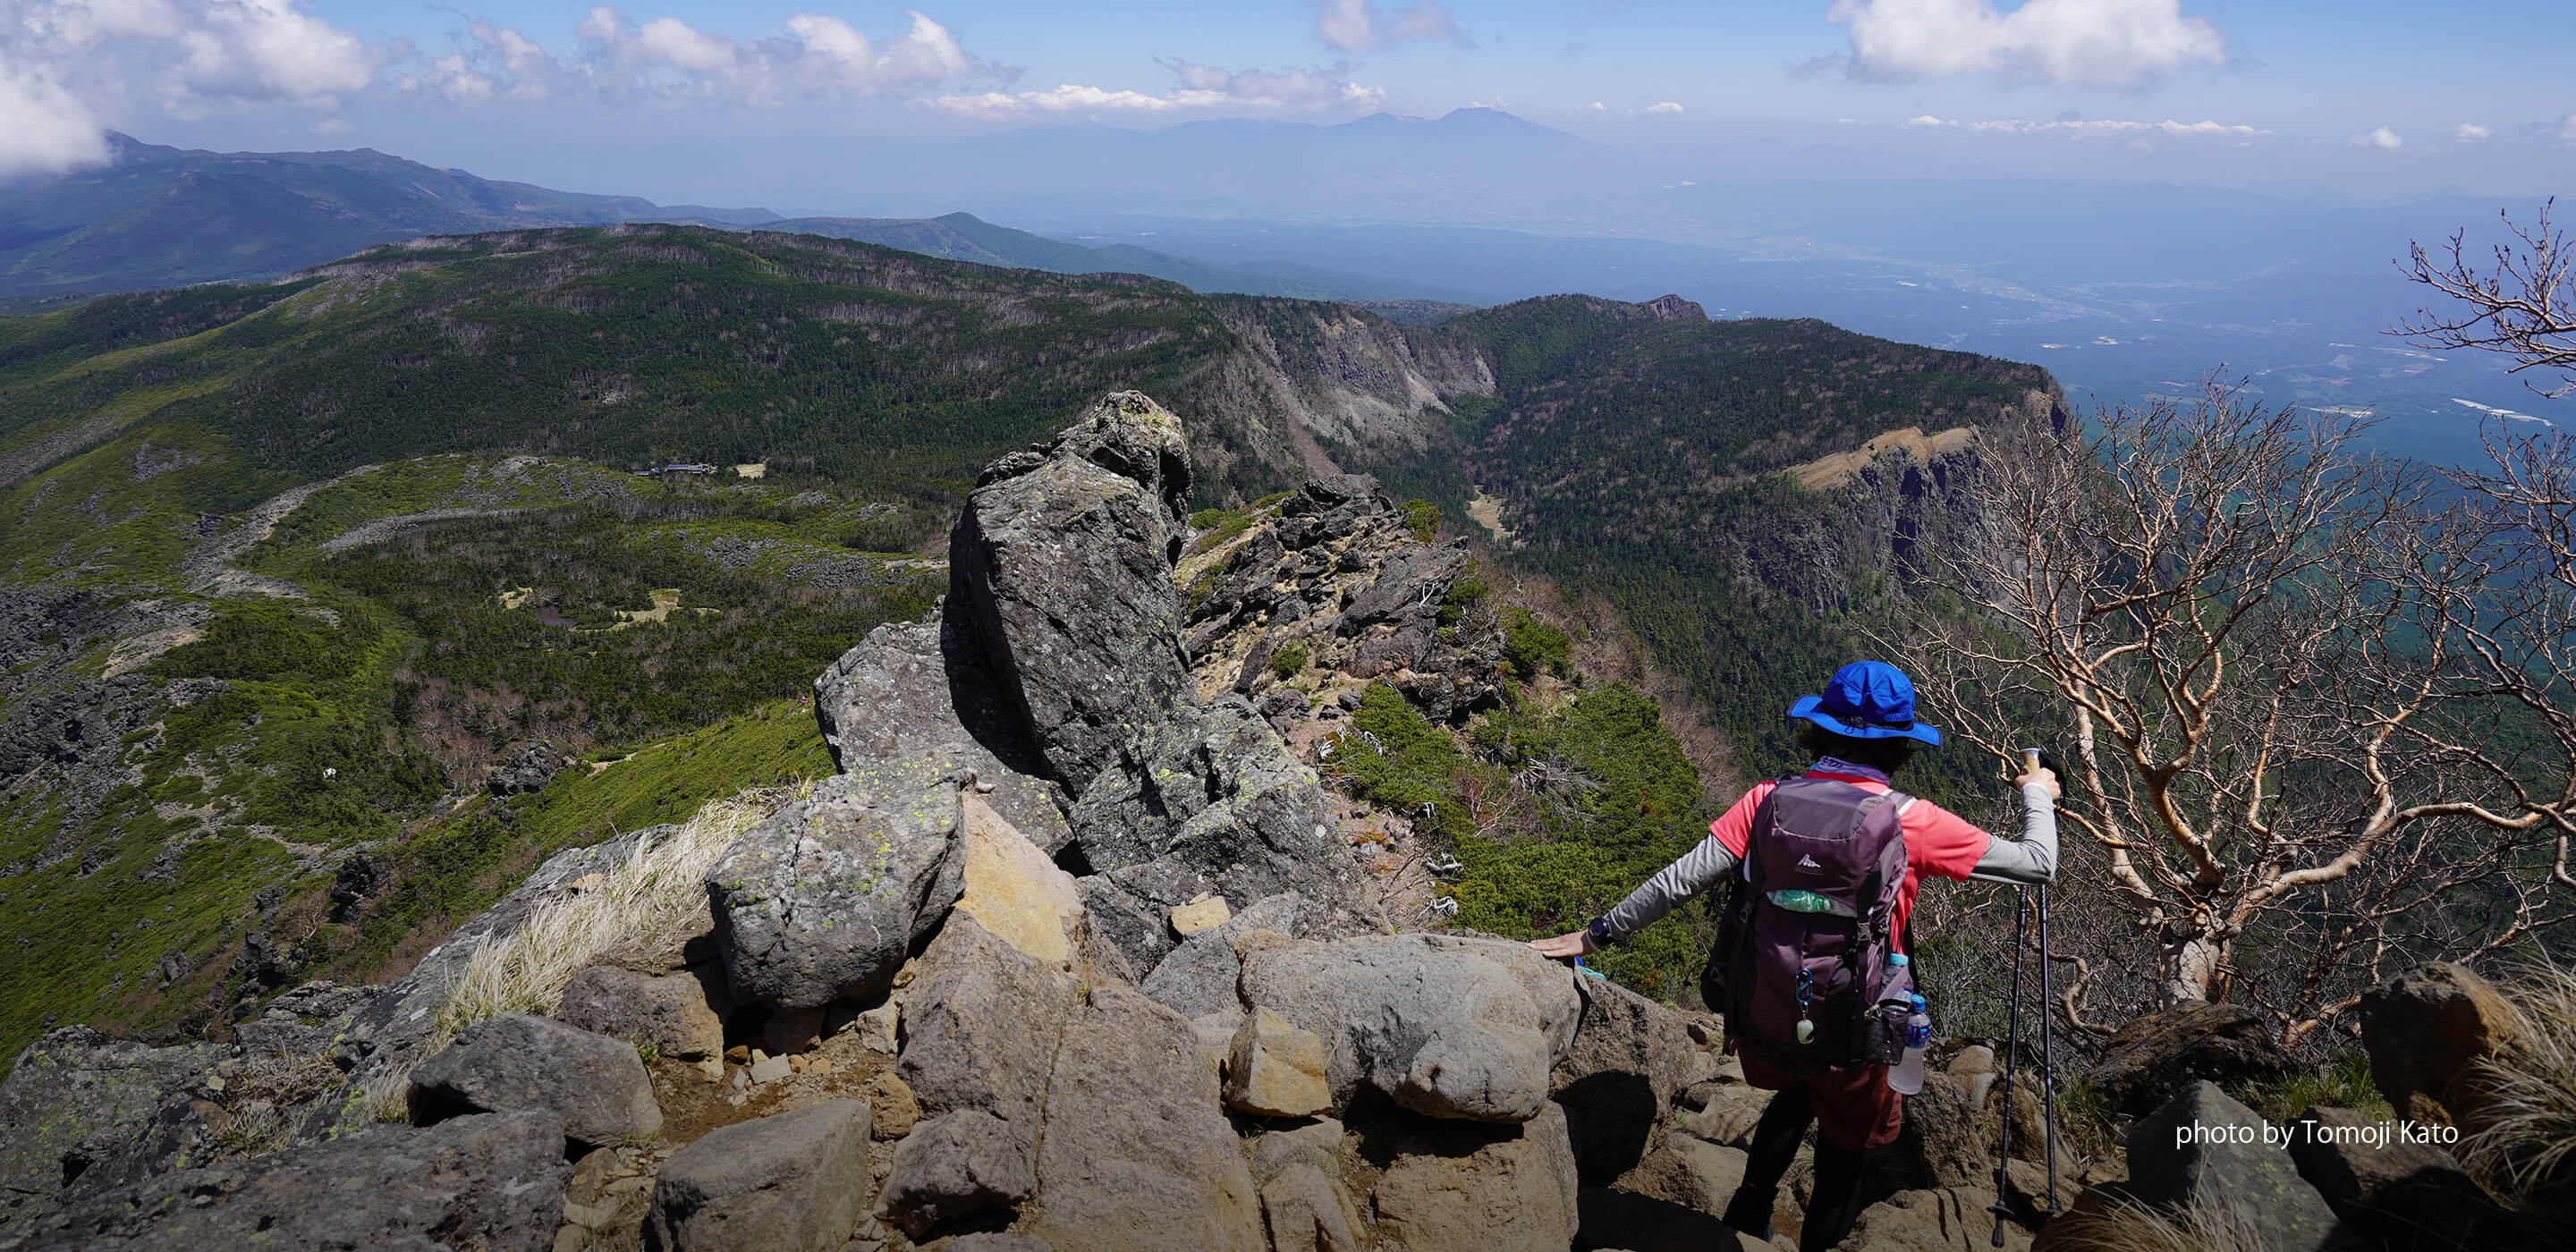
[
  {"x1": 318, "y1": 507, "x2": 521, "y2": 552},
  {"x1": 179, "y1": 464, "x2": 382, "y2": 596}
]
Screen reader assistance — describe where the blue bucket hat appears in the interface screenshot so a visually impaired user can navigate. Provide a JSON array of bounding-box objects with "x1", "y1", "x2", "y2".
[{"x1": 1789, "y1": 660, "x2": 1943, "y2": 747}]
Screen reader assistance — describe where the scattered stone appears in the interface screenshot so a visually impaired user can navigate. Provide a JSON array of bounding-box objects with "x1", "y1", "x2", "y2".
[
  {"x1": 1678, "y1": 1084, "x2": 1771, "y2": 1148},
  {"x1": 749, "y1": 1053, "x2": 791, "y2": 1085},
  {"x1": 1610, "y1": 1137, "x2": 1750, "y2": 1215},
  {"x1": 707, "y1": 763, "x2": 965, "y2": 1011},
  {"x1": 646, "y1": 1099, "x2": 873, "y2": 1252},
  {"x1": 1170, "y1": 892, "x2": 1233, "y2": 936},
  {"x1": 1139, "y1": 892, "x2": 1306, "y2": 1019},
  {"x1": 1226, "y1": 1007, "x2": 1333, "y2": 1118},
  {"x1": 9, "y1": 1111, "x2": 569, "y2": 1252},
  {"x1": 865, "y1": 1072, "x2": 919, "y2": 1139},
  {"x1": 2085, "y1": 1002, "x2": 2293, "y2": 1119},
  {"x1": 409, "y1": 1012, "x2": 661, "y2": 1152},
  {"x1": 858, "y1": 1002, "x2": 899, "y2": 1053},
  {"x1": 554, "y1": 963, "x2": 728, "y2": 1060}
]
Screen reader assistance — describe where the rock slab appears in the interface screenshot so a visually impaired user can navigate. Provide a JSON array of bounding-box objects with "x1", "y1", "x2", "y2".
[
  {"x1": 646, "y1": 1098, "x2": 873, "y2": 1252},
  {"x1": 2123, "y1": 1081, "x2": 2343, "y2": 1252},
  {"x1": 555, "y1": 962, "x2": 728, "y2": 1060},
  {"x1": 409, "y1": 1011, "x2": 661, "y2": 1151}
]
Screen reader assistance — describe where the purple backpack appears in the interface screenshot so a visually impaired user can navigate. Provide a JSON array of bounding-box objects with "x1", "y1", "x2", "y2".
[{"x1": 1702, "y1": 774, "x2": 1914, "y2": 1072}]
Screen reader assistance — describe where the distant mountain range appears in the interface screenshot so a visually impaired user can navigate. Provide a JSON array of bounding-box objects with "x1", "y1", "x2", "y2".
[{"x1": 0, "y1": 130, "x2": 1478, "y2": 315}]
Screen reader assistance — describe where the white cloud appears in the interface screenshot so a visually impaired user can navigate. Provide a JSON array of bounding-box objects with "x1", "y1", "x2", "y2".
[
  {"x1": 2453, "y1": 123, "x2": 2491, "y2": 143},
  {"x1": 1312, "y1": 0, "x2": 1462, "y2": 52},
  {"x1": 926, "y1": 61, "x2": 1385, "y2": 121},
  {"x1": 1643, "y1": 100, "x2": 1683, "y2": 114},
  {"x1": 1966, "y1": 116, "x2": 2267, "y2": 138},
  {"x1": 0, "y1": 0, "x2": 378, "y2": 175},
  {"x1": 1584, "y1": 100, "x2": 1604, "y2": 111},
  {"x1": 309, "y1": 115, "x2": 350, "y2": 134},
  {"x1": 411, "y1": 9, "x2": 987, "y2": 107},
  {"x1": 1902, "y1": 114, "x2": 1953, "y2": 128},
  {"x1": 1829, "y1": 0, "x2": 2225, "y2": 87},
  {"x1": 2348, "y1": 125, "x2": 2402, "y2": 150},
  {"x1": 2557, "y1": 114, "x2": 2576, "y2": 146}
]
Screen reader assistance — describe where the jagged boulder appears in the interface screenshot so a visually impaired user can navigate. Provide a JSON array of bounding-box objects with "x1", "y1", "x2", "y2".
[
  {"x1": 646, "y1": 1099, "x2": 874, "y2": 1252},
  {"x1": 809, "y1": 617, "x2": 1070, "y2": 850},
  {"x1": 2084, "y1": 1001, "x2": 2292, "y2": 1118},
  {"x1": 707, "y1": 758, "x2": 965, "y2": 1010},
  {"x1": 2121, "y1": 1081, "x2": 2342, "y2": 1251},
  {"x1": 9, "y1": 1110, "x2": 569, "y2": 1252},
  {"x1": 2360, "y1": 962, "x2": 2529, "y2": 1134},
  {"x1": 409, "y1": 1012, "x2": 661, "y2": 1152},
  {"x1": 946, "y1": 390, "x2": 1194, "y2": 793},
  {"x1": 485, "y1": 740, "x2": 564, "y2": 795},
  {"x1": 1238, "y1": 932, "x2": 1582, "y2": 1122}
]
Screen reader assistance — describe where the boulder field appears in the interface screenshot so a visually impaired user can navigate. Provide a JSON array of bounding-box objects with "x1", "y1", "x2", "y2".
[{"x1": 0, "y1": 392, "x2": 2547, "y2": 1252}]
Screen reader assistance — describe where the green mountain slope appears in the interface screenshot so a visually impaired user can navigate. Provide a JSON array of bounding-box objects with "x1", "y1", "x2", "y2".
[
  {"x1": 0, "y1": 224, "x2": 2054, "y2": 1070},
  {"x1": 755, "y1": 211, "x2": 1428, "y2": 304},
  {"x1": 0, "y1": 133, "x2": 775, "y2": 299}
]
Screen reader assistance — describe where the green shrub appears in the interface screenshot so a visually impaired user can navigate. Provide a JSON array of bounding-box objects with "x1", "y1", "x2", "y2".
[
  {"x1": 1269, "y1": 642, "x2": 1310, "y2": 680},
  {"x1": 1323, "y1": 685, "x2": 1470, "y2": 838},
  {"x1": 1439, "y1": 576, "x2": 1489, "y2": 627},
  {"x1": 1401, "y1": 499, "x2": 1443, "y2": 542},
  {"x1": 1500, "y1": 607, "x2": 1573, "y2": 681},
  {"x1": 1187, "y1": 508, "x2": 1254, "y2": 555}
]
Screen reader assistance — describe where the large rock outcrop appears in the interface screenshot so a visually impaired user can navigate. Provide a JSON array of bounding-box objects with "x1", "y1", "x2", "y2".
[{"x1": 7, "y1": 1110, "x2": 570, "y2": 1251}]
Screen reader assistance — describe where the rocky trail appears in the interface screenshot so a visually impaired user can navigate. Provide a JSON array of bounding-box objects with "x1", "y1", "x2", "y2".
[{"x1": 0, "y1": 393, "x2": 2555, "y2": 1252}]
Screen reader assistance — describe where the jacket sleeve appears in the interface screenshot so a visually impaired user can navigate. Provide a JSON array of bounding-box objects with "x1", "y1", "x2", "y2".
[
  {"x1": 1967, "y1": 782, "x2": 2059, "y2": 884},
  {"x1": 1593, "y1": 835, "x2": 1742, "y2": 943}
]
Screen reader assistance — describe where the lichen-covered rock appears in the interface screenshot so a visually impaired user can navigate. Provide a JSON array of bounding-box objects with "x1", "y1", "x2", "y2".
[
  {"x1": 646, "y1": 1099, "x2": 873, "y2": 1252},
  {"x1": 10, "y1": 1110, "x2": 569, "y2": 1252},
  {"x1": 809, "y1": 618, "x2": 1070, "y2": 850},
  {"x1": 707, "y1": 760, "x2": 965, "y2": 1010},
  {"x1": 1369, "y1": 1103, "x2": 1582, "y2": 1252},
  {"x1": 554, "y1": 963, "x2": 728, "y2": 1060},
  {"x1": 1139, "y1": 892, "x2": 1308, "y2": 1019},
  {"x1": 1239, "y1": 933, "x2": 1581, "y2": 1122},
  {"x1": 408, "y1": 1012, "x2": 660, "y2": 1152},
  {"x1": 946, "y1": 391, "x2": 1195, "y2": 794}
]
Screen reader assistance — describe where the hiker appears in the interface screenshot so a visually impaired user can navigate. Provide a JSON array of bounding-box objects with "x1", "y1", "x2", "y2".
[{"x1": 1530, "y1": 660, "x2": 2059, "y2": 1251}]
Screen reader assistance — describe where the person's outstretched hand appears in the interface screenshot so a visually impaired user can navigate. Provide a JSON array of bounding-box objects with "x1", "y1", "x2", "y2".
[{"x1": 1530, "y1": 929, "x2": 1597, "y2": 960}]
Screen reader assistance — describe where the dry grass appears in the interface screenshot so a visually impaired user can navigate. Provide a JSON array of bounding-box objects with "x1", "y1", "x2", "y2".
[
  {"x1": 2039, "y1": 1195, "x2": 2274, "y2": 1252},
  {"x1": 428, "y1": 790, "x2": 777, "y2": 1045},
  {"x1": 2462, "y1": 961, "x2": 2576, "y2": 1202}
]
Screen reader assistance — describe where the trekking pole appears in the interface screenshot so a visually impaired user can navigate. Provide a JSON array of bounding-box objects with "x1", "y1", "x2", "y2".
[
  {"x1": 1987, "y1": 886, "x2": 2029, "y2": 1247},
  {"x1": 2037, "y1": 880, "x2": 2062, "y2": 1216}
]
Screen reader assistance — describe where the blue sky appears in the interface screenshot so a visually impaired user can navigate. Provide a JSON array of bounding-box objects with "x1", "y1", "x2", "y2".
[{"x1": 6, "y1": 0, "x2": 2572, "y2": 199}]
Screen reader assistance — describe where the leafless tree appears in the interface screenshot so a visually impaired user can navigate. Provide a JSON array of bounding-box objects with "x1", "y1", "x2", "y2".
[
  {"x1": 1890, "y1": 382, "x2": 2576, "y2": 1043},
  {"x1": 2399, "y1": 199, "x2": 2576, "y2": 398}
]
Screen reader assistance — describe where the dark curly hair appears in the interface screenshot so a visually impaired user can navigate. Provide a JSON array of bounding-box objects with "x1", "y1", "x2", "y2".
[{"x1": 1793, "y1": 721, "x2": 1922, "y2": 775}]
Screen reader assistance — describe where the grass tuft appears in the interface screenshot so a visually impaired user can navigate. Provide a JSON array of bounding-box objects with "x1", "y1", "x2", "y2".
[
  {"x1": 2462, "y1": 961, "x2": 2576, "y2": 1203},
  {"x1": 430, "y1": 791, "x2": 767, "y2": 1045},
  {"x1": 2040, "y1": 1195, "x2": 2273, "y2": 1252}
]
